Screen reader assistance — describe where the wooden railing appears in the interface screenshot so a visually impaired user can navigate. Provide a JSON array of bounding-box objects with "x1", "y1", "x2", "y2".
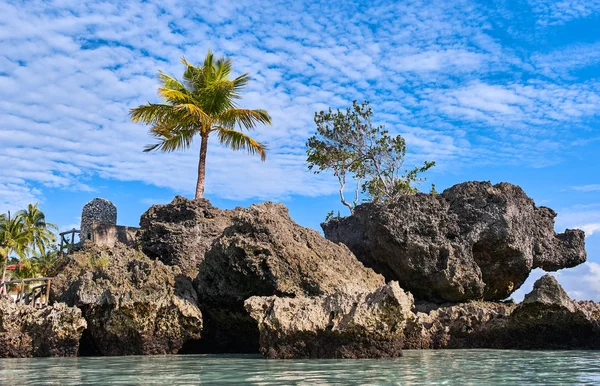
[
  {"x1": 59, "y1": 228, "x2": 80, "y2": 256},
  {"x1": 1, "y1": 277, "x2": 53, "y2": 307}
]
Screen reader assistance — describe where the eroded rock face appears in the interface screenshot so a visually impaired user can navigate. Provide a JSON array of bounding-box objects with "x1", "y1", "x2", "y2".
[
  {"x1": 0, "y1": 298, "x2": 86, "y2": 357},
  {"x1": 140, "y1": 196, "x2": 235, "y2": 277},
  {"x1": 245, "y1": 282, "x2": 413, "y2": 358},
  {"x1": 404, "y1": 275, "x2": 600, "y2": 350},
  {"x1": 502, "y1": 274, "x2": 599, "y2": 349},
  {"x1": 404, "y1": 301, "x2": 515, "y2": 349},
  {"x1": 323, "y1": 181, "x2": 586, "y2": 302},
  {"x1": 53, "y1": 244, "x2": 203, "y2": 356},
  {"x1": 195, "y1": 201, "x2": 385, "y2": 352}
]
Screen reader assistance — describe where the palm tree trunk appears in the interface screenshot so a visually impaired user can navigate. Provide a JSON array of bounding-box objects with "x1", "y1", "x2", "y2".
[
  {"x1": 1, "y1": 253, "x2": 7, "y2": 295},
  {"x1": 195, "y1": 134, "x2": 209, "y2": 199}
]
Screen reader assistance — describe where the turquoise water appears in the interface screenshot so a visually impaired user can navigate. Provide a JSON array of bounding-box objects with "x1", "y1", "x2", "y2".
[{"x1": 0, "y1": 350, "x2": 599, "y2": 385}]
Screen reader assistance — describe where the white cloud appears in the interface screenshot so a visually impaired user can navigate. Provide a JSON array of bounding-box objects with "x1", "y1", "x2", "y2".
[
  {"x1": 578, "y1": 224, "x2": 600, "y2": 237},
  {"x1": 529, "y1": 0, "x2": 600, "y2": 25},
  {"x1": 0, "y1": 184, "x2": 43, "y2": 214},
  {"x1": 572, "y1": 184, "x2": 600, "y2": 192},
  {"x1": 1, "y1": 0, "x2": 600, "y2": 211}
]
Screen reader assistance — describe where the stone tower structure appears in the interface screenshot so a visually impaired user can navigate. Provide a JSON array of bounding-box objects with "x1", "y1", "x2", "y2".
[{"x1": 80, "y1": 198, "x2": 117, "y2": 242}]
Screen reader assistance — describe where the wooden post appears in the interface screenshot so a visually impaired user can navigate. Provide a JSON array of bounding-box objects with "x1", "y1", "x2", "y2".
[
  {"x1": 45, "y1": 279, "x2": 51, "y2": 306},
  {"x1": 19, "y1": 280, "x2": 25, "y2": 304}
]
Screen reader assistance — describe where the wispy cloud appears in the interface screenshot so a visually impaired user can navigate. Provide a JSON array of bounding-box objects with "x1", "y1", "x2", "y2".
[
  {"x1": 1, "y1": 0, "x2": 600, "y2": 212},
  {"x1": 529, "y1": 0, "x2": 600, "y2": 25},
  {"x1": 572, "y1": 184, "x2": 600, "y2": 192}
]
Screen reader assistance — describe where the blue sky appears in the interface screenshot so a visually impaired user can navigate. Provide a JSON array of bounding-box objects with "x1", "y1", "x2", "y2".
[{"x1": 1, "y1": 0, "x2": 599, "y2": 300}]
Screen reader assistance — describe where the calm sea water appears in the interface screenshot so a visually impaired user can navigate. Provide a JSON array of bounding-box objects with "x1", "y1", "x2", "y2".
[{"x1": 0, "y1": 350, "x2": 599, "y2": 385}]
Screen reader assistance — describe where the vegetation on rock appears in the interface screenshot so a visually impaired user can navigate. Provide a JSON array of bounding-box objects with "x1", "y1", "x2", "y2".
[{"x1": 306, "y1": 100, "x2": 434, "y2": 214}]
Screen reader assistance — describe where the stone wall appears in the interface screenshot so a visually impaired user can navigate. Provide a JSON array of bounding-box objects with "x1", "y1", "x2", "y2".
[{"x1": 89, "y1": 222, "x2": 138, "y2": 247}]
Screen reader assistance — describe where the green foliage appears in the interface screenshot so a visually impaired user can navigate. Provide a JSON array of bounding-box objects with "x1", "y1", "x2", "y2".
[
  {"x1": 87, "y1": 253, "x2": 110, "y2": 270},
  {"x1": 130, "y1": 50, "x2": 272, "y2": 199},
  {"x1": 0, "y1": 204, "x2": 58, "y2": 287},
  {"x1": 324, "y1": 210, "x2": 335, "y2": 222},
  {"x1": 430, "y1": 184, "x2": 438, "y2": 195},
  {"x1": 307, "y1": 101, "x2": 435, "y2": 213}
]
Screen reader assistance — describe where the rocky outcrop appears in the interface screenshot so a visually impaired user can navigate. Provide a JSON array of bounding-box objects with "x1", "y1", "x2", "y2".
[
  {"x1": 404, "y1": 301, "x2": 515, "y2": 349},
  {"x1": 0, "y1": 298, "x2": 86, "y2": 357},
  {"x1": 500, "y1": 274, "x2": 599, "y2": 349},
  {"x1": 245, "y1": 282, "x2": 413, "y2": 358},
  {"x1": 53, "y1": 244, "x2": 203, "y2": 356},
  {"x1": 323, "y1": 181, "x2": 586, "y2": 302},
  {"x1": 140, "y1": 196, "x2": 235, "y2": 277},
  {"x1": 195, "y1": 201, "x2": 384, "y2": 352},
  {"x1": 404, "y1": 275, "x2": 600, "y2": 349}
]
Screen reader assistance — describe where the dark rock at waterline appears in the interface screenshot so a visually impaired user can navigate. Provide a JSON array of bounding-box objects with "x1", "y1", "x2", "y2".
[
  {"x1": 52, "y1": 244, "x2": 203, "y2": 356},
  {"x1": 245, "y1": 282, "x2": 414, "y2": 359},
  {"x1": 323, "y1": 181, "x2": 586, "y2": 303},
  {"x1": 0, "y1": 298, "x2": 86, "y2": 357},
  {"x1": 404, "y1": 275, "x2": 600, "y2": 350},
  {"x1": 195, "y1": 201, "x2": 385, "y2": 353},
  {"x1": 140, "y1": 196, "x2": 236, "y2": 277}
]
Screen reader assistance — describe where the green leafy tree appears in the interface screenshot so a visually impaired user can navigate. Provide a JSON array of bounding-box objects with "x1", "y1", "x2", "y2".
[
  {"x1": 1, "y1": 204, "x2": 58, "y2": 291},
  {"x1": 307, "y1": 101, "x2": 435, "y2": 214},
  {"x1": 30, "y1": 244, "x2": 62, "y2": 277},
  {"x1": 130, "y1": 50, "x2": 272, "y2": 199},
  {"x1": 0, "y1": 212, "x2": 31, "y2": 291}
]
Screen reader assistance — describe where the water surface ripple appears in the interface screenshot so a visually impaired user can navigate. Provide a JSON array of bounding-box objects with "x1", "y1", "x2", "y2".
[{"x1": 1, "y1": 350, "x2": 599, "y2": 385}]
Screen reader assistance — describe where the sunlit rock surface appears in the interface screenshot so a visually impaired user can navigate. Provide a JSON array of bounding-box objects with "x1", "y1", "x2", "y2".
[{"x1": 323, "y1": 181, "x2": 586, "y2": 302}]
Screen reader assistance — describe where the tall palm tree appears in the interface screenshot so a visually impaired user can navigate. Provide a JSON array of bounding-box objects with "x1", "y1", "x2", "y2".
[
  {"x1": 16, "y1": 203, "x2": 57, "y2": 254},
  {"x1": 130, "y1": 50, "x2": 272, "y2": 199}
]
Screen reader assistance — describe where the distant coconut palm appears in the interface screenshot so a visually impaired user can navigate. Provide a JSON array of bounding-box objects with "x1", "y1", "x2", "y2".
[{"x1": 130, "y1": 50, "x2": 272, "y2": 199}]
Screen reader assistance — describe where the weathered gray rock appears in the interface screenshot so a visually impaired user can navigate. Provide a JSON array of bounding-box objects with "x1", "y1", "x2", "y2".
[
  {"x1": 404, "y1": 301, "x2": 515, "y2": 349},
  {"x1": 0, "y1": 298, "x2": 86, "y2": 357},
  {"x1": 53, "y1": 244, "x2": 203, "y2": 356},
  {"x1": 140, "y1": 196, "x2": 235, "y2": 277},
  {"x1": 404, "y1": 275, "x2": 600, "y2": 349},
  {"x1": 195, "y1": 201, "x2": 385, "y2": 352},
  {"x1": 521, "y1": 274, "x2": 575, "y2": 311},
  {"x1": 245, "y1": 282, "x2": 413, "y2": 358},
  {"x1": 502, "y1": 274, "x2": 599, "y2": 349},
  {"x1": 323, "y1": 181, "x2": 586, "y2": 302}
]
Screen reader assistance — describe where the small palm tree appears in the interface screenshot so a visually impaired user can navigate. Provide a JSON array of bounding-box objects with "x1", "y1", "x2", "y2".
[
  {"x1": 130, "y1": 50, "x2": 272, "y2": 199},
  {"x1": 0, "y1": 213, "x2": 31, "y2": 292}
]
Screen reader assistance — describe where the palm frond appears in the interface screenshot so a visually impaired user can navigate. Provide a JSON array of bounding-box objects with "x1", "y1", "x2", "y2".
[
  {"x1": 158, "y1": 88, "x2": 198, "y2": 105},
  {"x1": 215, "y1": 57, "x2": 233, "y2": 80},
  {"x1": 158, "y1": 71, "x2": 188, "y2": 92},
  {"x1": 214, "y1": 127, "x2": 267, "y2": 161},
  {"x1": 216, "y1": 108, "x2": 272, "y2": 131},
  {"x1": 145, "y1": 125, "x2": 198, "y2": 153},
  {"x1": 173, "y1": 103, "x2": 212, "y2": 127},
  {"x1": 130, "y1": 104, "x2": 177, "y2": 124},
  {"x1": 231, "y1": 73, "x2": 250, "y2": 97}
]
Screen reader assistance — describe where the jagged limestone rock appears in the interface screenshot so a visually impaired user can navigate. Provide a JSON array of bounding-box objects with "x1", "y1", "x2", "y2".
[
  {"x1": 245, "y1": 282, "x2": 414, "y2": 358},
  {"x1": 140, "y1": 196, "x2": 236, "y2": 277},
  {"x1": 323, "y1": 181, "x2": 586, "y2": 302},
  {"x1": 404, "y1": 275, "x2": 600, "y2": 349},
  {"x1": 195, "y1": 201, "x2": 385, "y2": 352},
  {"x1": 53, "y1": 244, "x2": 202, "y2": 355},
  {"x1": 0, "y1": 298, "x2": 86, "y2": 357}
]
